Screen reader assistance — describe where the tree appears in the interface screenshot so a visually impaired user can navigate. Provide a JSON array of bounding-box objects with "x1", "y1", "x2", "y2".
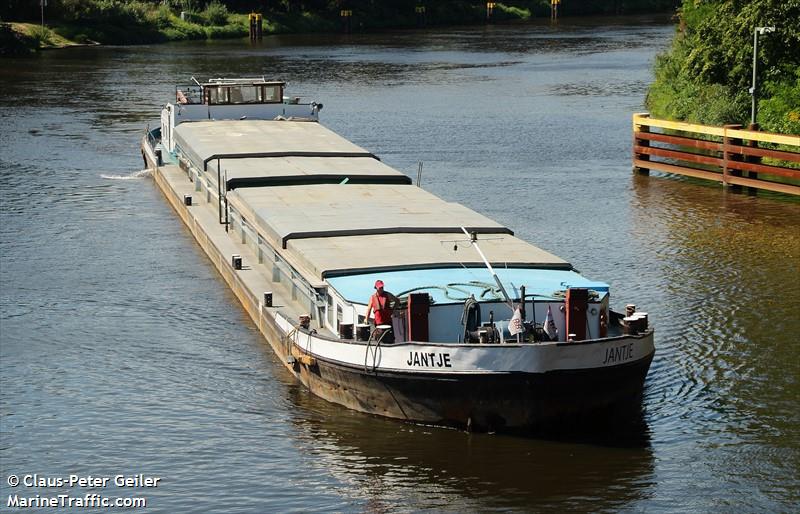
[{"x1": 646, "y1": 0, "x2": 800, "y2": 131}]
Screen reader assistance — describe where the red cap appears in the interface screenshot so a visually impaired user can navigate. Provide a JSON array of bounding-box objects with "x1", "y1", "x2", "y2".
[{"x1": 374, "y1": 280, "x2": 384, "y2": 289}]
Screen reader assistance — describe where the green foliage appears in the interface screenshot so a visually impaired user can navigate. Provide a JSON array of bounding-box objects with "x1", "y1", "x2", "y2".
[
  {"x1": 560, "y1": 0, "x2": 675, "y2": 15},
  {"x1": 496, "y1": 4, "x2": 532, "y2": 21},
  {"x1": 201, "y1": 1, "x2": 228, "y2": 26},
  {"x1": 161, "y1": 16, "x2": 205, "y2": 39},
  {"x1": 204, "y1": 22, "x2": 246, "y2": 38},
  {"x1": 0, "y1": 22, "x2": 36, "y2": 54},
  {"x1": 29, "y1": 25, "x2": 53, "y2": 45},
  {"x1": 647, "y1": 0, "x2": 800, "y2": 133},
  {"x1": 53, "y1": 25, "x2": 81, "y2": 41},
  {"x1": 147, "y1": 4, "x2": 174, "y2": 29},
  {"x1": 759, "y1": 68, "x2": 800, "y2": 136},
  {"x1": 177, "y1": 0, "x2": 200, "y2": 14}
]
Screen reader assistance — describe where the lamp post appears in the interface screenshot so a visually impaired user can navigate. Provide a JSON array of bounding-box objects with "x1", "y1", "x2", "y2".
[{"x1": 749, "y1": 26, "x2": 775, "y2": 126}]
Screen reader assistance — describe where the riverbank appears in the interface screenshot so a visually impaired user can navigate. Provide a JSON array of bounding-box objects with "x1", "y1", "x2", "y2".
[
  {"x1": 646, "y1": 0, "x2": 800, "y2": 136},
  {"x1": 1, "y1": 0, "x2": 676, "y2": 54},
  {"x1": 0, "y1": 22, "x2": 99, "y2": 53}
]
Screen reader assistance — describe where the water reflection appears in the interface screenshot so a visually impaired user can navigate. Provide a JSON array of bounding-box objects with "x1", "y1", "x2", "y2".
[
  {"x1": 285, "y1": 386, "x2": 654, "y2": 512},
  {"x1": 630, "y1": 175, "x2": 800, "y2": 506}
]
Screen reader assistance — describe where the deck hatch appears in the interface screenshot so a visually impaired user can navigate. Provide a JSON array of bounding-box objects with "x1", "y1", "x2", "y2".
[
  {"x1": 226, "y1": 174, "x2": 412, "y2": 190},
  {"x1": 202, "y1": 151, "x2": 380, "y2": 171}
]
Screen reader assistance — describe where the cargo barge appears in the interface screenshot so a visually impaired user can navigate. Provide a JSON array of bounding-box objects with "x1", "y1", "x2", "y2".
[{"x1": 141, "y1": 77, "x2": 655, "y2": 432}]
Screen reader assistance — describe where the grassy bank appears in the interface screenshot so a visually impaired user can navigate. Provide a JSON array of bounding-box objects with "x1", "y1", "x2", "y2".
[{"x1": 1, "y1": 0, "x2": 677, "y2": 54}]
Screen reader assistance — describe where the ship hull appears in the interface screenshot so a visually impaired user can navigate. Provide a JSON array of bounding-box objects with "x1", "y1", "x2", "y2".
[{"x1": 294, "y1": 348, "x2": 653, "y2": 432}]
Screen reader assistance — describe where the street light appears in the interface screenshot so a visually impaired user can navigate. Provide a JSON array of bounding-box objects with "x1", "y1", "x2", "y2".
[{"x1": 749, "y1": 26, "x2": 775, "y2": 126}]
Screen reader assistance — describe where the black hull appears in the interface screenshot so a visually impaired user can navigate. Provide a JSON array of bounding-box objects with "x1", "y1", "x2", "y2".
[{"x1": 295, "y1": 353, "x2": 654, "y2": 433}]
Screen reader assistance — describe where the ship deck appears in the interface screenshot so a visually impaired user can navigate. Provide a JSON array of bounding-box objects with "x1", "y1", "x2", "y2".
[{"x1": 172, "y1": 120, "x2": 572, "y2": 283}]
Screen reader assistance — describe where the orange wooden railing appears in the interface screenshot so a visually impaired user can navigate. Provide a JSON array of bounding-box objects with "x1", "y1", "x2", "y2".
[{"x1": 632, "y1": 113, "x2": 800, "y2": 196}]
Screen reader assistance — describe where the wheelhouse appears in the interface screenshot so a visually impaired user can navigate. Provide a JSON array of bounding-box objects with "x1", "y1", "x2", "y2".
[{"x1": 175, "y1": 77, "x2": 285, "y2": 106}]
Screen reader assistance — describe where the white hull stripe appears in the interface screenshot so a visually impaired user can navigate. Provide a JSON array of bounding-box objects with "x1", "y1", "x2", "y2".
[{"x1": 276, "y1": 315, "x2": 655, "y2": 375}]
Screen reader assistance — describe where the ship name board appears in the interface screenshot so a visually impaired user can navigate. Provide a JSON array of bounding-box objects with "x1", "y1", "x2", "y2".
[
  {"x1": 602, "y1": 343, "x2": 634, "y2": 365},
  {"x1": 407, "y1": 351, "x2": 452, "y2": 368}
]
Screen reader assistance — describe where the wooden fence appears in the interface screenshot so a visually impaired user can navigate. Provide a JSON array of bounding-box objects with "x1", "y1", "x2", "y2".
[{"x1": 632, "y1": 113, "x2": 800, "y2": 196}]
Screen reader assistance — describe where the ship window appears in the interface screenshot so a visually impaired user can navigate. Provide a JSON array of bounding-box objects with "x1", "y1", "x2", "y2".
[
  {"x1": 229, "y1": 87, "x2": 244, "y2": 104},
  {"x1": 202, "y1": 83, "x2": 284, "y2": 105},
  {"x1": 327, "y1": 295, "x2": 333, "y2": 325},
  {"x1": 263, "y1": 85, "x2": 281, "y2": 103},
  {"x1": 206, "y1": 86, "x2": 230, "y2": 105}
]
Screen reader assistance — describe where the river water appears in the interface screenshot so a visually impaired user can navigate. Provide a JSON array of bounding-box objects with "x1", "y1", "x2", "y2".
[{"x1": 1, "y1": 16, "x2": 798, "y2": 512}]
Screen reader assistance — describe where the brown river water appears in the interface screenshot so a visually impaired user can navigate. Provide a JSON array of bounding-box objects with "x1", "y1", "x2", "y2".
[{"x1": 1, "y1": 16, "x2": 798, "y2": 512}]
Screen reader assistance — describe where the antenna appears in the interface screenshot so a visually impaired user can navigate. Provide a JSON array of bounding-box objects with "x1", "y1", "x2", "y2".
[{"x1": 460, "y1": 227, "x2": 514, "y2": 312}]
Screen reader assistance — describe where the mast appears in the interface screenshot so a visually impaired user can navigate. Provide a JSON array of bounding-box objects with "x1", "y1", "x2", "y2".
[{"x1": 461, "y1": 227, "x2": 514, "y2": 313}]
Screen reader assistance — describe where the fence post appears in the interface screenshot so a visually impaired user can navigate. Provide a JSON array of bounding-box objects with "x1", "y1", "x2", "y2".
[
  {"x1": 415, "y1": 5, "x2": 426, "y2": 27},
  {"x1": 746, "y1": 123, "x2": 761, "y2": 189},
  {"x1": 632, "y1": 113, "x2": 650, "y2": 175},
  {"x1": 723, "y1": 124, "x2": 743, "y2": 191}
]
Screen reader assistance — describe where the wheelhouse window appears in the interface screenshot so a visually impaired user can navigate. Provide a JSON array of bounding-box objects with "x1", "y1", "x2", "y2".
[
  {"x1": 262, "y1": 85, "x2": 281, "y2": 103},
  {"x1": 202, "y1": 83, "x2": 284, "y2": 105}
]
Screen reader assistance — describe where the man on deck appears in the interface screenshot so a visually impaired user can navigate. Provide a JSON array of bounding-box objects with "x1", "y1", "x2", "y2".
[{"x1": 365, "y1": 280, "x2": 399, "y2": 341}]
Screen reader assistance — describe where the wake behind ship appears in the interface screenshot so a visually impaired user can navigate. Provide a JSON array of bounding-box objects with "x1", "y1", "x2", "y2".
[{"x1": 141, "y1": 77, "x2": 655, "y2": 432}]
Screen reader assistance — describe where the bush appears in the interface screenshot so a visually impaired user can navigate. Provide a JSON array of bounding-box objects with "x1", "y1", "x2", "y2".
[
  {"x1": 177, "y1": 0, "x2": 200, "y2": 14},
  {"x1": 496, "y1": 4, "x2": 532, "y2": 21},
  {"x1": 29, "y1": 25, "x2": 53, "y2": 46},
  {"x1": 759, "y1": 69, "x2": 800, "y2": 135},
  {"x1": 162, "y1": 17, "x2": 205, "y2": 40},
  {"x1": 147, "y1": 3, "x2": 174, "y2": 29},
  {"x1": 647, "y1": 0, "x2": 800, "y2": 129},
  {"x1": 202, "y1": 1, "x2": 228, "y2": 26},
  {"x1": 205, "y1": 22, "x2": 247, "y2": 39}
]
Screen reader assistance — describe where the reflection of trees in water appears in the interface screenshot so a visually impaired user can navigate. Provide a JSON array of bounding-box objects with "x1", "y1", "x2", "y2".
[
  {"x1": 283, "y1": 386, "x2": 654, "y2": 512},
  {"x1": 630, "y1": 175, "x2": 800, "y2": 461}
]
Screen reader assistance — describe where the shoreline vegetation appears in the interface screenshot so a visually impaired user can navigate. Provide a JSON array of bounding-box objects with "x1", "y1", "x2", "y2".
[
  {"x1": 646, "y1": 0, "x2": 799, "y2": 136},
  {"x1": 1, "y1": 0, "x2": 675, "y2": 53}
]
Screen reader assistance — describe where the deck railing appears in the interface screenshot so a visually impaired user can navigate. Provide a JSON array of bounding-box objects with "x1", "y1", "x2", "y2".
[{"x1": 632, "y1": 113, "x2": 800, "y2": 196}]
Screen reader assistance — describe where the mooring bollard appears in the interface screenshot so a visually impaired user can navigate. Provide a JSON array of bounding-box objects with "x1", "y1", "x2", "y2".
[
  {"x1": 415, "y1": 5, "x2": 426, "y2": 27},
  {"x1": 551, "y1": 0, "x2": 560, "y2": 22},
  {"x1": 249, "y1": 13, "x2": 262, "y2": 40},
  {"x1": 340, "y1": 9, "x2": 352, "y2": 33}
]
